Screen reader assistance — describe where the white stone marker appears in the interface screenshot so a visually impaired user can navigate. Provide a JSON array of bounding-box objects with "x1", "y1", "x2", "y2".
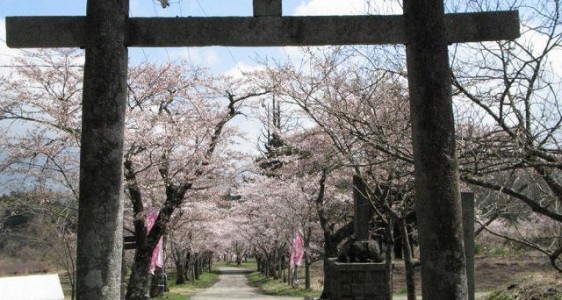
[{"x1": 0, "y1": 274, "x2": 64, "y2": 300}]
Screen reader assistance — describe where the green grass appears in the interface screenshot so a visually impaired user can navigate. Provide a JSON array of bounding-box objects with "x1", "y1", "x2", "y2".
[
  {"x1": 155, "y1": 271, "x2": 220, "y2": 300},
  {"x1": 155, "y1": 292, "x2": 187, "y2": 300},
  {"x1": 394, "y1": 288, "x2": 408, "y2": 295},
  {"x1": 213, "y1": 259, "x2": 258, "y2": 270},
  {"x1": 166, "y1": 271, "x2": 220, "y2": 288},
  {"x1": 189, "y1": 271, "x2": 220, "y2": 289},
  {"x1": 247, "y1": 271, "x2": 320, "y2": 298}
]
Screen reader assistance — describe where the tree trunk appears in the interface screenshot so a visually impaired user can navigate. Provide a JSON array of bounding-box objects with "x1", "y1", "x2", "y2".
[
  {"x1": 394, "y1": 222, "x2": 403, "y2": 259},
  {"x1": 385, "y1": 217, "x2": 394, "y2": 295},
  {"x1": 261, "y1": 257, "x2": 265, "y2": 274},
  {"x1": 257, "y1": 257, "x2": 262, "y2": 273},
  {"x1": 278, "y1": 257, "x2": 282, "y2": 280},
  {"x1": 304, "y1": 225, "x2": 312, "y2": 290},
  {"x1": 76, "y1": 0, "x2": 128, "y2": 299},
  {"x1": 125, "y1": 247, "x2": 152, "y2": 300},
  {"x1": 288, "y1": 266, "x2": 292, "y2": 286},
  {"x1": 174, "y1": 256, "x2": 187, "y2": 285},
  {"x1": 121, "y1": 247, "x2": 127, "y2": 300},
  {"x1": 281, "y1": 260, "x2": 288, "y2": 283},
  {"x1": 236, "y1": 256, "x2": 242, "y2": 266},
  {"x1": 304, "y1": 256, "x2": 311, "y2": 290},
  {"x1": 194, "y1": 255, "x2": 201, "y2": 280},
  {"x1": 188, "y1": 259, "x2": 195, "y2": 281},
  {"x1": 268, "y1": 256, "x2": 276, "y2": 278},
  {"x1": 176, "y1": 266, "x2": 186, "y2": 284},
  {"x1": 319, "y1": 233, "x2": 338, "y2": 299},
  {"x1": 197, "y1": 254, "x2": 204, "y2": 278},
  {"x1": 206, "y1": 252, "x2": 213, "y2": 272},
  {"x1": 400, "y1": 219, "x2": 416, "y2": 300},
  {"x1": 404, "y1": 0, "x2": 468, "y2": 299}
]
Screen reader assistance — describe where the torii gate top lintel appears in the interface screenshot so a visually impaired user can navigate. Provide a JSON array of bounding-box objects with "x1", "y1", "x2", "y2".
[{"x1": 6, "y1": 0, "x2": 519, "y2": 49}]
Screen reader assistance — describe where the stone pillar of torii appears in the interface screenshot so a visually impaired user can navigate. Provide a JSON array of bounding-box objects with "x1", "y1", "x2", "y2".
[{"x1": 6, "y1": 0, "x2": 518, "y2": 298}]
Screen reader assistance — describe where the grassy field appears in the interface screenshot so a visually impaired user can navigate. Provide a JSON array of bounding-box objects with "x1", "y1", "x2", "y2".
[{"x1": 247, "y1": 271, "x2": 321, "y2": 299}]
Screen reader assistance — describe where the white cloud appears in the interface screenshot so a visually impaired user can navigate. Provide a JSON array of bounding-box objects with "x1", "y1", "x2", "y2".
[
  {"x1": 293, "y1": 0, "x2": 402, "y2": 16},
  {"x1": 293, "y1": 0, "x2": 366, "y2": 16},
  {"x1": 366, "y1": 0, "x2": 403, "y2": 14},
  {"x1": 167, "y1": 47, "x2": 221, "y2": 67},
  {"x1": 224, "y1": 61, "x2": 264, "y2": 78},
  {"x1": 281, "y1": 46, "x2": 302, "y2": 62},
  {"x1": 0, "y1": 18, "x2": 25, "y2": 75},
  {"x1": 506, "y1": 23, "x2": 562, "y2": 76}
]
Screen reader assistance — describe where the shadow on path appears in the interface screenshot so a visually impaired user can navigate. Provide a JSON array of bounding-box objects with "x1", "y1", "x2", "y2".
[{"x1": 214, "y1": 268, "x2": 254, "y2": 275}]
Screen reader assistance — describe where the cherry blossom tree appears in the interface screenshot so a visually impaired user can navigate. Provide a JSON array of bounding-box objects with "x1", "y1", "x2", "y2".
[
  {"x1": 164, "y1": 186, "x2": 245, "y2": 284},
  {"x1": 0, "y1": 49, "x2": 268, "y2": 298},
  {"x1": 0, "y1": 49, "x2": 82, "y2": 299},
  {"x1": 253, "y1": 46, "x2": 419, "y2": 298},
  {"x1": 240, "y1": 169, "x2": 335, "y2": 286},
  {"x1": 122, "y1": 61, "x2": 268, "y2": 299},
  {"x1": 452, "y1": 0, "x2": 562, "y2": 270},
  {"x1": 166, "y1": 191, "x2": 217, "y2": 284},
  {"x1": 0, "y1": 49, "x2": 82, "y2": 197}
]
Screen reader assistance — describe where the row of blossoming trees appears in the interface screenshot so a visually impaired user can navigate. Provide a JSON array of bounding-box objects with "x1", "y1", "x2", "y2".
[
  {"x1": 0, "y1": 49, "x2": 269, "y2": 299},
  {"x1": 234, "y1": 1, "x2": 562, "y2": 298},
  {"x1": 1, "y1": 0, "x2": 561, "y2": 299}
]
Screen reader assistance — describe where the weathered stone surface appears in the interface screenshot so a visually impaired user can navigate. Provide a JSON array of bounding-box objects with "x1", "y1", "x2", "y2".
[
  {"x1": 353, "y1": 175, "x2": 370, "y2": 241},
  {"x1": 462, "y1": 192, "x2": 476, "y2": 300},
  {"x1": 404, "y1": 1, "x2": 468, "y2": 298},
  {"x1": 253, "y1": 0, "x2": 281, "y2": 17},
  {"x1": 75, "y1": 0, "x2": 128, "y2": 299},
  {"x1": 338, "y1": 238, "x2": 383, "y2": 263},
  {"x1": 327, "y1": 258, "x2": 390, "y2": 300},
  {"x1": 6, "y1": 12, "x2": 519, "y2": 48}
]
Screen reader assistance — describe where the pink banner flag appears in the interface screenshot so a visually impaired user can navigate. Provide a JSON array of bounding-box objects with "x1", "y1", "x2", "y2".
[
  {"x1": 290, "y1": 231, "x2": 304, "y2": 267},
  {"x1": 146, "y1": 210, "x2": 164, "y2": 274}
]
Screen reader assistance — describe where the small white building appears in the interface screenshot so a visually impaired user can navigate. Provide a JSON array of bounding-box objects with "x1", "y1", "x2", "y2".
[{"x1": 0, "y1": 274, "x2": 64, "y2": 300}]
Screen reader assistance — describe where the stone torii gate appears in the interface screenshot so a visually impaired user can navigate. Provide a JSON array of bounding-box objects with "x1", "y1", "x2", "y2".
[{"x1": 6, "y1": 0, "x2": 519, "y2": 299}]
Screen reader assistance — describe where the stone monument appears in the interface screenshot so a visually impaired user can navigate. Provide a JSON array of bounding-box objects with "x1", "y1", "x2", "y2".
[{"x1": 328, "y1": 175, "x2": 390, "y2": 300}]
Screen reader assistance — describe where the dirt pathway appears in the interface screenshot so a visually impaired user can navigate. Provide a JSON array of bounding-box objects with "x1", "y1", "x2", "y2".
[{"x1": 191, "y1": 267, "x2": 302, "y2": 300}]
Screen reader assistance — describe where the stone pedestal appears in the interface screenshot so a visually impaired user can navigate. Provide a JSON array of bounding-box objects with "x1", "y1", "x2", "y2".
[{"x1": 327, "y1": 258, "x2": 390, "y2": 300}]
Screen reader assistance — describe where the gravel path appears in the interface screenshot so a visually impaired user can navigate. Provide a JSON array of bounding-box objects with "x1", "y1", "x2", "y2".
[{"x1": 191, "y1": 267, "x2": 302, "y2": 300}]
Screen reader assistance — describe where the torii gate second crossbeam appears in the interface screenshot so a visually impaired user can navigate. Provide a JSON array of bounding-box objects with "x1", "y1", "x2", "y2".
[{"x1": 6, "y1": 0, "x2": 519, "y2": 299}]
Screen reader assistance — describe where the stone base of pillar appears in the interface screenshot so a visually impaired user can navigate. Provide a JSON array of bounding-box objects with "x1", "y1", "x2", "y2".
[{"x1": 327, "y1": 258, "x2": 390, "y2": 300}]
